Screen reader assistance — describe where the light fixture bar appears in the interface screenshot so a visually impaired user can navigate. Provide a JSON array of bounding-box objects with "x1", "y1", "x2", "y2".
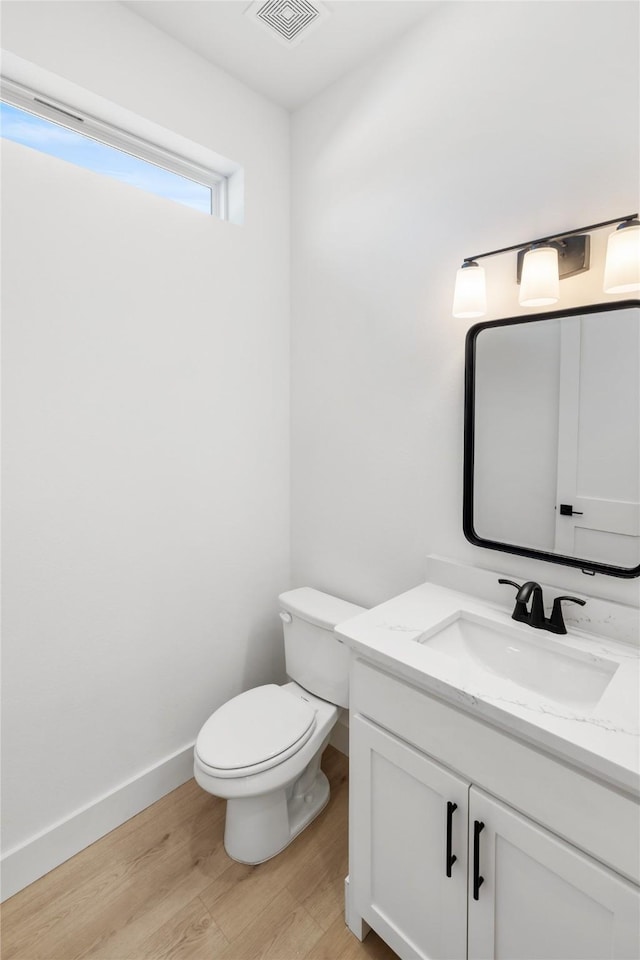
[{"x1": 463, "y1": 213, "x2": 638, "y2": 264}]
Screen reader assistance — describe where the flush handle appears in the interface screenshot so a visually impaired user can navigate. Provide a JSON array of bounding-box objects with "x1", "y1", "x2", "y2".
[
  {"x1": 446, "y1": 801, "x2": 457, "y2": 877},
  {"x1": 279, "y1": 611, "x2": 292, "y2": 623}
]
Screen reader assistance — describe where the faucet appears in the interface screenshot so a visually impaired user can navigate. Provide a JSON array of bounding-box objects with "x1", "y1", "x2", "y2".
[{"x1": 499, "y1": 579, "x2": 586, "y2": 635}]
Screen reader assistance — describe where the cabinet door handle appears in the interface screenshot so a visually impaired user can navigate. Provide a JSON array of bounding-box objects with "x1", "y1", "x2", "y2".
[
  {"x1": 446, "y1": 801, "x2": 457, "y2": 877},
  {"x1": 473, "y1": 820, "x2": 484, "y2": 900}
]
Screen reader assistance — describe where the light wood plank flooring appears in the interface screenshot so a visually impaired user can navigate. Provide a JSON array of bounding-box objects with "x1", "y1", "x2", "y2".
[{"x1": 1, "y1": 747, "x2": 397, "y2": 960}]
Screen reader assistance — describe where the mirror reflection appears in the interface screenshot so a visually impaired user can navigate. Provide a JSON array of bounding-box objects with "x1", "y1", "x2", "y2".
[{"x1": 466, "y1": 302, "x2": 640, "y2": 576}]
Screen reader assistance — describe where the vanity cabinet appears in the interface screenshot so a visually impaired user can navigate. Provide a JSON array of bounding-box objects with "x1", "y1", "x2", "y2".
[
  {"x1": 468, "y1": 787, "x2": 639, "y2": 960},
  {"x1": 350, "y1": 715, "x2": 468, "y2": 960},
  {"x1": 347, "y1": 660, "x2": 640, "y2": 960}
]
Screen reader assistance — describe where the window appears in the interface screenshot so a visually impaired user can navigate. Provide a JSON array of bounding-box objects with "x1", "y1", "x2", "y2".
[{"x1": 0, "y1": 79, "x2": 227, "y2": 217}]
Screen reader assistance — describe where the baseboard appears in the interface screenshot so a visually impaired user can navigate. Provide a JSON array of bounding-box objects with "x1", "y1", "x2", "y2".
[{"x1": 0, "y1": 742, "x2": 195, "y2": 902}]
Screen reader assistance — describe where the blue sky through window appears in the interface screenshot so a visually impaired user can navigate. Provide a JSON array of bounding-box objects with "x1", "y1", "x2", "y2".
[{"x1": 0, "y1": 102, "x2": 212, "y2": 214}]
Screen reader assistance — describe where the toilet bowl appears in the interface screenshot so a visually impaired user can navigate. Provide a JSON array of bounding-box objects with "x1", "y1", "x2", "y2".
[
  {"x1": 194, "y1": 588, "x2": 365, "y2": 864},
  {"x1": 195, "y1": 682, "x2": 338, "y2": 863}
]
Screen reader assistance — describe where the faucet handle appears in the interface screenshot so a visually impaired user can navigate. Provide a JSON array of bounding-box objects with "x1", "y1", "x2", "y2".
[
  {"x1": 549, "y1": 595, "x2": 586, "y2": 634},
  {"x1": 498, "y1": 579, "x2": 529, "y2": 622},
  {"x1": 498, "y1": 579, "x2": 522, "y2": 591}
]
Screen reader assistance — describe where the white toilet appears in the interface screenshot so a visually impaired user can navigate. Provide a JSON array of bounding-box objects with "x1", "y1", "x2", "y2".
[{"x1": 194, "y1": 587, "x2": 365, "y2": 864}]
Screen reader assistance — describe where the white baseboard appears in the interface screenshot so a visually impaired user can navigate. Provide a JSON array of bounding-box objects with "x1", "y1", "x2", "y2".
[{"x1": 1, "y1": 743, "x2": 195, "y2": 902}]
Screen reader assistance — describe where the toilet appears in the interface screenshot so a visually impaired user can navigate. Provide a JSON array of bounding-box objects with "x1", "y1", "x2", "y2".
[{"x1": 194, "y1": 587, "x2": 365, "y2": 864}]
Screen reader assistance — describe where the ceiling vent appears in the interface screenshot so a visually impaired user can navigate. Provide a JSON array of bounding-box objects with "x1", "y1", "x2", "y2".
[{"x1": 246, "y1": 0, "x2": 330, "y2": 48}]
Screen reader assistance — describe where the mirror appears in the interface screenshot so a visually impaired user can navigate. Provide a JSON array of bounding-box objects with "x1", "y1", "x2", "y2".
[{"x1": 463, "y1": 300, "x2": 640, "y2": 578}]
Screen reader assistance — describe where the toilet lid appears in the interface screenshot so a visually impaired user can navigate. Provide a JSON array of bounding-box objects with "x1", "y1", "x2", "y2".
[{"x1": 195, "y1": 684, "x2": 316, "y2": 774}]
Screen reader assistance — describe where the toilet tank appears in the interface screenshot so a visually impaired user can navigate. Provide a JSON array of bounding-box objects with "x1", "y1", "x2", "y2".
[{"x1": 278, "y1": 588, "x2": 366, "y2": 708}]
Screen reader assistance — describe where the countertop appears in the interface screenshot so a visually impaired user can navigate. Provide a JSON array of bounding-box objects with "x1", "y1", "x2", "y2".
[{"x1": 336, "y1": 582, "x2": 640, "y2": 797}]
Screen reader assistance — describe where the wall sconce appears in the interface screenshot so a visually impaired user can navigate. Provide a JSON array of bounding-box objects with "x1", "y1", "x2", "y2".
[
  {"x1": 603, "y1": 218, "x2": 640, "y2": 293},
  {"x1": 452, "y1": 260, "x2": 486, "y2": 318},
  {"x1": 452, "y1": 214, "x2": 639, "y2": 318},
  {"x1": 518, "y1": 245, "x2": 560, "y2": 307}
]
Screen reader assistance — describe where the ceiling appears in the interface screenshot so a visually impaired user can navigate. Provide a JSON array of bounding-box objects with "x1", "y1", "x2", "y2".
[{"x1": 124, "y1": 1, "x2": 436, "y2": 110}]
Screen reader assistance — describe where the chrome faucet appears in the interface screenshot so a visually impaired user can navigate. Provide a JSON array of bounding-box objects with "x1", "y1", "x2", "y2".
[{"x1": 499, "y1": 579, "x2": 586, "y2": 635}]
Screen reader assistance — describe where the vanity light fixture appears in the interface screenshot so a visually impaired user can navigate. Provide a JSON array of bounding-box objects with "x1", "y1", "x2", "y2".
[
  {"x1": 452, "y1": 260, "x2": 486, "y2": 318},
  {"x1": 603, "y1": 217, "x2": 640, "y2": 293},
  {"x1": 453, "y1": 213, "x2": 639, "y2": 318},
  {"x1": 518, "y1": 244, "x2": 560, "y2": 307}
]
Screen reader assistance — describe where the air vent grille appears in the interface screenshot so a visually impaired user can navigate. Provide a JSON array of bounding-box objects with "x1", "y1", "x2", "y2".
[{"x1": 247, "y1": 0, "x2": 329, "y2": 47}]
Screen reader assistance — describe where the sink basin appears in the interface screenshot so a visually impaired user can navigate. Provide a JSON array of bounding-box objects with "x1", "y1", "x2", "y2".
[{"x1": 416, "y1": 612, "x2": 619, "y2": 709}]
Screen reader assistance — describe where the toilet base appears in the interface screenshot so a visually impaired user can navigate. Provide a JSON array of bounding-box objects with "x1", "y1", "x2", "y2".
[{"x1": 224, "y1": 766, "x2": 330, "y2": 864}]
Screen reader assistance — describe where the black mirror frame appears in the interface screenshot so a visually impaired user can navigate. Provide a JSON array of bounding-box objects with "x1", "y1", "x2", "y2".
[{"x1": 463, "y1": 299, "x2": 640, "y2": 579}]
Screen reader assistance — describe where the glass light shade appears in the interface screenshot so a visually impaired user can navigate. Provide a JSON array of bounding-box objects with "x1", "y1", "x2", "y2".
[
  {"x1": 603, "y1": 221, "x2": 640, "y2": 293},
  {"x1": 519, "y1": 246, "x2": 560, "y2": 307},
  {"x1": 452, "y1": 262, "x2": 486, "y2": 318}
]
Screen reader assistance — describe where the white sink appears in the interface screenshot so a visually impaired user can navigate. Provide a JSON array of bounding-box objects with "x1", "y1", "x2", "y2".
[{"x1": 416, "y1": 611, "x2": 619, "y2": 709}]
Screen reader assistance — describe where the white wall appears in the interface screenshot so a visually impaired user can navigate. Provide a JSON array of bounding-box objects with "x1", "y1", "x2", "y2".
[
  {"x1": 1, "y1": 0, "x2": 290, "y2": 881},
  {"x1": 291, "y1": 0, "x2": 640, "y2": 608}
]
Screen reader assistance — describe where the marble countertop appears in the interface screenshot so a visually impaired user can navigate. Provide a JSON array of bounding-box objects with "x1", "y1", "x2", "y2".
[{"x1": 336, "y1": 582, "x2": 640, "y2": 797}]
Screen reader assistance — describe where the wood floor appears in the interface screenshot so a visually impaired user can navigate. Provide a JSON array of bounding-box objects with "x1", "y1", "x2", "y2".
[{"x1": 1, "y1": 747, "x2": 397, "y2": 960}]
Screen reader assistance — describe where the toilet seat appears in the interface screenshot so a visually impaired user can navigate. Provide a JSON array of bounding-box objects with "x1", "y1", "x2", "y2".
[{"x1": 195, "y1": 684, "x2": 317, "y2": 778}]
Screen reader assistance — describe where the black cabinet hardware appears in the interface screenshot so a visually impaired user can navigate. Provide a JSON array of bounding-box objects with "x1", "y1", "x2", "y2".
[
  {"x1": 446, "y1": 801, "x2": 457, "y2": 877},
  {"x1": 473, "y1": 820, "x2": 484, "y2": 900}
]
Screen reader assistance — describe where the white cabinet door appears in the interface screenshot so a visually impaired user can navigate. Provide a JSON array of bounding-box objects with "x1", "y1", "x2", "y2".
[
  {"x1": 468, "y1": 787, "x2": 640, "y2": 960},
  {"x1": 349, "y1": 715, "x2": 469, "y2": 960}
]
